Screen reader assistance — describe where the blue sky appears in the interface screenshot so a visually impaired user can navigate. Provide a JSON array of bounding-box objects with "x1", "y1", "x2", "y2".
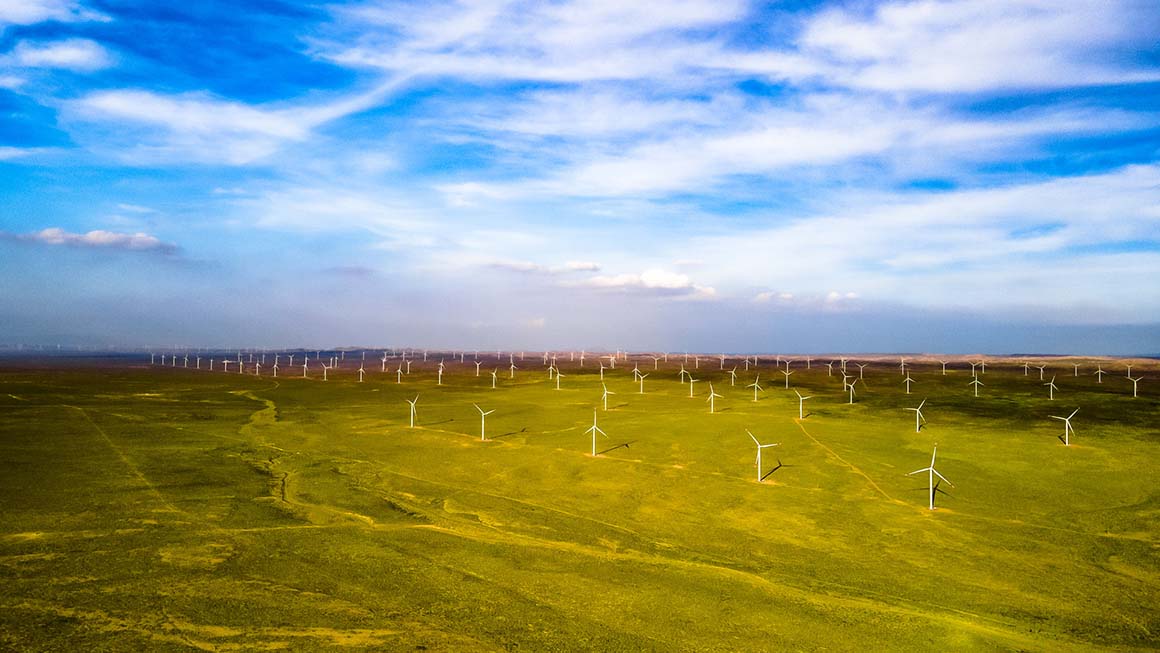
[{"x1": 1, "y1": 0, "x2": 1159, "y2": 354}]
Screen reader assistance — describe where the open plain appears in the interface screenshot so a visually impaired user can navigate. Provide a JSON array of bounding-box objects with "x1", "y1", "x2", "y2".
[{"x1": 1, "y1": 353, "x2": 1157, "y2": 651}]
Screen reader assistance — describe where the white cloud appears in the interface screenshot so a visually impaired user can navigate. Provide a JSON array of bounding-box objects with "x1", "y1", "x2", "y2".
[
  {"x1": 487, "y1": 259, "x2": 601, "y2": 274},
  {"x1": 64, "y1": 78, "x2": 407, "y2": 165},
  {"x1": 0, "y1": 0, "x2": 107, "y2": 26},
  {"x1": 8, "y1": 227, "x2": 177, "y2": 254},
  {"x1": 797, "y1": 0, "x2": 1160, "y2": 92},
  {"x1": 115, "y1": 203, "x2": 155, "y2": 214},
  {"x1": 10, "y1": 38, "x2": 112, "y2": 71},
  {"x1": 576, "y1": 268, "x2": 716, "y2": 299},
  {"x1": 0, "y1": 146, "x2": 40, "y2": 160}
]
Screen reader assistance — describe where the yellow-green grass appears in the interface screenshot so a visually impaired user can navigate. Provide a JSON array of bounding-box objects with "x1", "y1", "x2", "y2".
[{"x1": 0, "y1": 355, "x2": 1156, "y2": 651}]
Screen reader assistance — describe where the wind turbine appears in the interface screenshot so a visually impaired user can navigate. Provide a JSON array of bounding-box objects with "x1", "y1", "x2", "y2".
[
  {"x1": 602, "y1": 384, "x2": 615, "y2": 410},
  {"x1": 1072, "y1": 363, "x2": 1080, "y2": 377},
  {"x1": 939, "y1": 360, "x2": 948, "y2": 375},
  {"x1": 1045, "y1": 375, "x2": 1058, "y2": 400},
  {"x1": 272, "y1": 362, "x2": 279, "y2": 377},
  {"x1": 475, "y1": 361, "x2": 482, "y2": 377},
  {"x1": 652, "y1": 355, "x2": 662, "y2": 370},
  {"x1": 782, "y1": 369, "x2": 793, "y2": 389},
  {"x1": 599, "y1": 362, "x2": 607, "y2": 381},
  {"x1": 586, "y1": 411, "x2": 607, "y2": 456},
  {"x1": 747, "y1": 375, "x2": 763, "y2": 402},
  {"x1": 405, "y1": 395, "x2": 418, "y2": 428},
  {"x1": 1127, "y1": 375, "x2": 1142, "y2": 398},
  {"x1": 846, "y1": 377, "x2": 857, "y2": 404},
  {"x1": 907, "y1": 444, "x2": 953, "y2": 511},
  {"x1": 707, "y1": 383, "x2": 723, "y2": 413},
  {"x1": 856, "y1": 363, "x2": 867, "y2": 380},
  {"x1": 1036, "y1": 364, "x2": 1046, "y2": 381},
  {"x1": 509, "y1": 362, "x2": 517, "y2": 379},
  {"x1": 637, "y1": 372, "x2": 648, "y2": 394},
  {"x1": 1126, "y1": 364, "x2": 1133, "y2": 378},
  {"x1": 1094, "y1": 366, "x2": 1106, "y2": 383},
  {"x1": 491, "y1": 369, "x2": 498, "y2": 389},
  {"x1": 728, "y1": 367, "x2": 738, "y2": 387},
  {"x1": 396, "y1": 365, "x2": 403, "y2": 384},
  {"x1": 903, "y1": 374, "x2": 915, "y2": 394},
  {"x1": 222, "y1": 359, "x2": 232, "y2": 373},
  {"x1": 555, "y1": 370, "x2": 565, "y2": 390},
  {"x1": 321, "y1": 364, "x2": 329, "y2": 381},
  {"x1": 825, "y1": 361, "x2": 833, "y2": 377},
  {"x1": 906, "y1": 399, "x2": 927, "y2": 433},
  {"x1": 969, "y1": 378, "x2": 983, "y2": 398},
  {"x1": 1050, "y1": 408, "x2": 1079, "y2": 445},
  {"x1": 794, "y1": 390, "x2": 812, "y2": 419},
  {"x1": 473, "y1": 404, "x2": 495, "y2": 441},
  {"x1": 358, "y1": 366, "x2": 365, "y2": 382},
  {"x1": 747, "y1": 430, "x2": 780, "y2": 482}
]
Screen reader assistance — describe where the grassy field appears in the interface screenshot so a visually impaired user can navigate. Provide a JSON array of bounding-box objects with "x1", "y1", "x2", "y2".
[{"x1": 1, "y1": 352, "x2": 1157, "y2": 651}]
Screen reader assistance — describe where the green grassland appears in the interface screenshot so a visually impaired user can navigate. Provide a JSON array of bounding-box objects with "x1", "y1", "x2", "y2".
[{"x1": 1, "y1": 353, "x2": 1157, "y2": 651}]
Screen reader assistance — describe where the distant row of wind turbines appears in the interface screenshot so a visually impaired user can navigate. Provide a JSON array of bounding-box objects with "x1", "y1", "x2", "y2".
[{"x1": 148, "y1": 350, "x2": 1151, "y2": 510}]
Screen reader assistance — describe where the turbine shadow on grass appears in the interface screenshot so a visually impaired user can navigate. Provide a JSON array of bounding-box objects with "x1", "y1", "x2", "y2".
[
  {"x1": 597, "y1": 441, "x2": 636, "y2": 456},
  {"x1": 760, "y1": 460, "x2": 789, "y2": 481},
  {"x1": 426, "y1": 418, "x2": 455, "y2": 426},
  {"x1": 492, "y1": 427, "x2": 528, "y2": 439}
]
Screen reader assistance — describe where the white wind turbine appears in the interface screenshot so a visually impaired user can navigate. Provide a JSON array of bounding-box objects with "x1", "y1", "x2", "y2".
[
  {"x1": 728, "y1": 367, "x2": 738, "y2": 387},
  {"x1": 825, "y1": 361, "x2": 833, "y2": 377},
  {"x1": 939, "y1": 360, "x2": 948, "y2": 375},
  {"x1": 1127, "y1": 375, "x2": 1142, "y2": 398},
  {"x1": 1050, "y1": 407, "x2": 1079, "y2": 446},
  {"x1": 1126, "y1": 364, "x2": 1133, "y2": 378},
  {"x1": 321, "y1": 364, "x2": 329, "y2": 381},
  {"x1": 637, "y1": 372, "x2": 648, "y2": 394},
  {"x1": 1094, "y1": 366, "x2": 1106, "y2": 383},
  {"x1": 473, "y1": 404, "x2": 495, "y2": 441},
  {"x1": 707, "y1": 383, "x2": 723, "y2": 413},
  {"x1": 687, "y1": 376, "x2": 698, "y2": 398},
  {"x1": 903, "y1": 374, "x2": 915, "y2": 394},
  {"x1": 908, "y1": 444, "x2": 953, "y2": 511},
  {"x1": 382, "y1": 354, "x2": 388, "y2": 373},
  {"x1": 602, "y1": 384, "x2": 615, "y2": 410},
  {"x1": 747, "y1": 375, "x2": 763, "y2": 402},
  {"x1": 856, "y1": 363, "x2": 867, "y2": 380},
  {"x1": 652, "y1": 355, "x2": 662, "y2": 370},
  {"x1": 405, "y1": 395, "x2": 418, "y2": 428},
  {"x1": 967, "y1": 376, "x2": 983, "y2": 397},
  {"x1": 794, "y1": 390, "x2": 812, "y2": 419},
  {"x1": 437, "y1": 361, "x2": 444, "y2": 386},
  {"x1": 288, "y1": 354, "x2": 295, "y2": 366},
  {"x1": 272, "y1": 362, "x2": 279, "y2": 377},
  {"x1": 358, "y1": 366, "x2": 365, "y2": 382},
  {"x1": 586, "y1": 411, "x2": 607, "y2": 456},
  {"x1": 396, "y1": 365, "x2": 403, "y2": 384},
  {"x1": 1072, "y1": 363, "x2": 1080, "y2": 377},
  {"x1": 222, "y1": 359, "x2": 233, "y2": 373},
  {"x1": 906, "y1": 398, "x2": 927, "y2": 433},
  {"x1": 1036, "y1": 364, "x2": 1047, "y2": 381},
  {"x1": 1045, "y1": 375, "x2": 1058, "y2": 400},
  {"x1": 475, "y1": 361, "x2": 482, "y2": 377},
  {"x1": 599, "y1": 362, "x2": 606, "y2": 380},
  {"x1": 555, "y1": 370, "x2": 565, "y2": 390},
  {"x1": 846, "y1": 377, "x2": 857, "y2": 404},
  {"x1": 747, "y1": 430, "x2": 780, "y2": 483},
  {"x1": 491, "y1": 369, "x2": 498, "y2": 389},
  {"x1": 782, "y1": 369, "x2": 793, "y2": 389},
  {"x1": 509, "y1": 362, "x2": 517, "y2": 379},
  {"x1": 978, "y1": 360, "x2": 987, "y2": 374}
]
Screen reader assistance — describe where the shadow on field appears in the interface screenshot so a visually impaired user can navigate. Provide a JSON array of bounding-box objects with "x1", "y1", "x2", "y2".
[
  {"x1": 597, "y1": 441, "x2": 636, "y2": 455},
  {"x1": 760, "y1": 460, "x2": 788, "y2": 481},
  {"x1": 426, "y1": 418, "x2": 455, "y2": 426},
  {"x1": 493, "y1": 427, "x2": 528, "y2": 439}
]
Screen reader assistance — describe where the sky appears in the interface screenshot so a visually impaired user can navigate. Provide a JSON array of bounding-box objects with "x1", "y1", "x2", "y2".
[{"x1": 1, "y1": 0, "x2": 1159, "y2": 354}]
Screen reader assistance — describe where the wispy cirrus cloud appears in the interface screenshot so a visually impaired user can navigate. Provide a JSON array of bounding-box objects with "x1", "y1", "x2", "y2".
[
  {"x1": 8, "y1": 38, "x2": 113, "y2": 71},
  {"x1": 0, "y1": 0, "x2": 108, "y2": 27}
]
